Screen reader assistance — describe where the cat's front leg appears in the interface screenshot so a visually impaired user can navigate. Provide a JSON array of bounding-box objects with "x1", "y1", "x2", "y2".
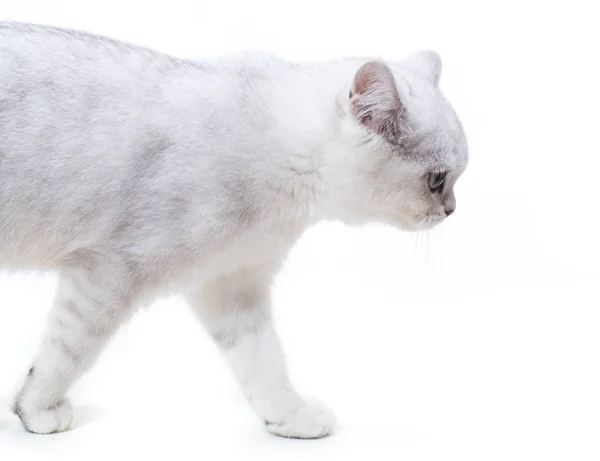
[{"x1": 186, "y1": 265, "x2": 336, "y2": 439}]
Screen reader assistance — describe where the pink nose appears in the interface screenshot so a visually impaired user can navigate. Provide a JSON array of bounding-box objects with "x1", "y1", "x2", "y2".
[{"x1": 445, "y1": 208, "x2": 455, "y2": 216}]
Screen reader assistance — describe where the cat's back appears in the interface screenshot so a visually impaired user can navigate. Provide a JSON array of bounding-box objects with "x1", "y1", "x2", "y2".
[
  {"x1": 0, "y1": 21, "x2": 181, "y2": 79},
  {"x1": 0, "y1": 21, "x2": 279, "y2": 155},
  {"x1": 0, "y1": 21, "x2": 194, "y2": 121}
]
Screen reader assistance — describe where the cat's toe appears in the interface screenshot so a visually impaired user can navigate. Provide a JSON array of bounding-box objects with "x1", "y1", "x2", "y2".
[
  {"x1": 266, "y1": 400, "x2": 337, "y2": 439},
  {"x1": 15, "y1": 398, "x2": 73, "y2": 434}
]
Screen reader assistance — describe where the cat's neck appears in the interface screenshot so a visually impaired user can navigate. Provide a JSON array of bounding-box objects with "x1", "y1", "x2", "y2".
[{"x1": 251, "y1": 58, "x2": 365, "y2": 228}]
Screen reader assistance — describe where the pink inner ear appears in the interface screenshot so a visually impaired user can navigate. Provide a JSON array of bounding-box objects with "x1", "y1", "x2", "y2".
[
  {"x1": 350, "y1": 61, "x2": 403, "y2": 138},
  {"x1": 353, "y1": 62, "x2": 399, "y2": 97},
  {"x1": 352, "y1": 62, "x2": 382, "y2": 95}
]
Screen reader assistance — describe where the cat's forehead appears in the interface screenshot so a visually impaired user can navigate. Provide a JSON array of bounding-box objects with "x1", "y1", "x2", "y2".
[
  {"x1": 399, "y1": 128, "x2": 468, "y2": 174},
  {"x1": 391, "y1": 74, "x2": 468, "y2": 172}
]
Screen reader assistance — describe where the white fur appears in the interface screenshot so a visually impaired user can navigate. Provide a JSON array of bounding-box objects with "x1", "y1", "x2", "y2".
[{"x1": 1, "y1": 22, "x2": 467, "y2": 437}]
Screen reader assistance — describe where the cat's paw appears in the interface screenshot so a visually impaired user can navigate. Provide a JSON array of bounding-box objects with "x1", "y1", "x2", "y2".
[
  {"x1": 266, "y1": 400, "x2": 337, "y2": 439},
  {"x1": 14, "y1": 397, "x2": 73, "y2": 434}
]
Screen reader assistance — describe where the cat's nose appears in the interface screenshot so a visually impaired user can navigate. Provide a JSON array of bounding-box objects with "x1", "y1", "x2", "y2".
[{"x1": 445, "y1": 207, "x2": 455, "y2": 217}]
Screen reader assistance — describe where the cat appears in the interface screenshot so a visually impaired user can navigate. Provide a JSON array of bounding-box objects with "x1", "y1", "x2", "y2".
[{"x1": 0, "y1": 21, "x2": 467, "y2": 439}]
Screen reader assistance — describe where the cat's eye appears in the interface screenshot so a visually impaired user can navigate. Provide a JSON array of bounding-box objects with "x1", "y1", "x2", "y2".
[{"x1": 428, "y1": 171, "x2": 446, "y2": 192}]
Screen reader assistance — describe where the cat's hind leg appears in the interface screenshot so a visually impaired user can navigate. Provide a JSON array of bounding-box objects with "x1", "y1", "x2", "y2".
[{"x1": 13, "y1": 260, "x2": 137, "y2": 434}]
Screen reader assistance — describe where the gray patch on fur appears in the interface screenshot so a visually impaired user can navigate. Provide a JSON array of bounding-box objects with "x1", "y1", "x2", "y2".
[
  {"x1": 212, "y1": 330, "x2": 239, "y2": 349},
  {"x1": 212, "y1": 320, "x2": 264, "y2": 349},
  {"x1": 52, "y1": 337, "x2": 82, "y2": 362},
  {"x1": 63, "y1": 299, "x2": 85, "y2": 322}
]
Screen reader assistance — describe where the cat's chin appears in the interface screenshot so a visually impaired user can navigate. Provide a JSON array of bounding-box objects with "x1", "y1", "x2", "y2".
[
  {"x1": 387, "y1": 215, "x2": 445, "y2": 232},
  {"x1": 340, "y1": 215, "x2": 436, "y2": 232}
]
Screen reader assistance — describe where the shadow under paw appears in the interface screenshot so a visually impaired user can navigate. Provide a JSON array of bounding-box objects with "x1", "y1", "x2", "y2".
[{"x1": 71, "y1": 404, "x2": 107, "y2": 430}]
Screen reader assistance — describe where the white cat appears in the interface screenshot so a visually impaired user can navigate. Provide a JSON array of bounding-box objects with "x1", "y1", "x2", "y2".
[{"x1": 0, "y1": 21, "x2": 467, "y2": 438}]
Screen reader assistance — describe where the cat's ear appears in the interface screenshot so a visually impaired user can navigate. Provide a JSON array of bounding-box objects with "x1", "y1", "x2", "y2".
[
  {"x1": 349, "y1": 61, "x2": 403, "y2": 140},
  {"x1": 402, "y1": 51, "x2": 442, "y2": 86}
]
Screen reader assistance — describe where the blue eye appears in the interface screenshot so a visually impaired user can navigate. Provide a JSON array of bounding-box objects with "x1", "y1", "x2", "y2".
[{"x1": 428, "y1": 172, "x2": 446, "y2": 192}]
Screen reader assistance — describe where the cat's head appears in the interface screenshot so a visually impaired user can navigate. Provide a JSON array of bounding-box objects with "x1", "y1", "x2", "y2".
[{"x1": 328, "y1": 51, "x2": 467, "y2": 231}]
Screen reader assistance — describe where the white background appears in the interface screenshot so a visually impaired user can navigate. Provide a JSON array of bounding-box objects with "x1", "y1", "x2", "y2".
[{"x1": 0, "y1": 1, "x2": 599, "y2": 460}]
